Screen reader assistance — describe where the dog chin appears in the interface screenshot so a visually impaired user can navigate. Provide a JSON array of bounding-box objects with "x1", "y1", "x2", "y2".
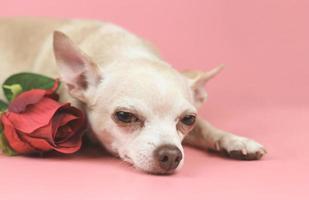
[
  {"x1": 121, "y1": 154, "x2": 183, "y2": 175},
  {"x1": 136, "y1": 164, "x2": 182, "y2": 175}
]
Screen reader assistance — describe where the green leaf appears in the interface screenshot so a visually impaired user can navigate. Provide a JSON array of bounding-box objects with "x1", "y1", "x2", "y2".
[
  {"x1": 0, "y1": 126, "x2": 17, "y2": 156},
  {"x1": 3, "y1": 84, "x2": 23, "y2": 101},
  {"x1": 0, "y1": 100, "x2": 8, "y2": 112},
  {"x1": 2, "y1": 72, "x2": 58, "y2": 102}
]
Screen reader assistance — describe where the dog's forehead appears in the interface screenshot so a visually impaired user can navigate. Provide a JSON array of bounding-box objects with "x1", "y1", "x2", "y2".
[{"x1": 98, "y1": 62, "x2": 194, "y2": 114}]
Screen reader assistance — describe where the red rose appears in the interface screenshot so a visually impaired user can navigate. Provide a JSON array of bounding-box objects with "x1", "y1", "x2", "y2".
[{"x1": 0, "y1": 81, "x2": 86, "y2": 154}]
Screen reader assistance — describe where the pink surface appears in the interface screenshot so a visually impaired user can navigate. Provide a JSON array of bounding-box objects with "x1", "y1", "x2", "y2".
[{"x1": 0, "y1": 0, "x2": 308, "y2": 199}]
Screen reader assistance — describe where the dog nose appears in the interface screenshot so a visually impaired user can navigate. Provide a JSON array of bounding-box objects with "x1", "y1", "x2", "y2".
[{"x1": 154, "y1": 144, "x2": 183, "y2": 171}]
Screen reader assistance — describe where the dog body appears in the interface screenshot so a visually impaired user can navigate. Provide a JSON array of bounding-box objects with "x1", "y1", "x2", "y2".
[{"x1": 0, "y1": 18, "x2": 266, "y2": 174}]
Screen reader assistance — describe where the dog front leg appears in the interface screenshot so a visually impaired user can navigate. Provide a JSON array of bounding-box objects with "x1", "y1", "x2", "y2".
[{"x1": 183, "y1": 118, "x2": 267, "y2": 160}]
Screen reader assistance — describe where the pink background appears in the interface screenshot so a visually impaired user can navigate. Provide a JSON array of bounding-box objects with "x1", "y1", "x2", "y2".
[{"x1": 0, "y1": 0, "x2": 308, "y2": 199}]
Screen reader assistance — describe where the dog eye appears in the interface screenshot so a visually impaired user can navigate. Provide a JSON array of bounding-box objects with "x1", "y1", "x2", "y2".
[
  {"x1": 181, "y1": 115, "x2": 196, "y2": 126},
  {"x1": 115, "y1": 111, "x2": 138, "y2": 123}
]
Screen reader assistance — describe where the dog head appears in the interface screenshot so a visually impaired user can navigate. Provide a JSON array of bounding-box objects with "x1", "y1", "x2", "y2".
[{"x1": 53, "y1": 31, "x2": 222, "y2": 174}]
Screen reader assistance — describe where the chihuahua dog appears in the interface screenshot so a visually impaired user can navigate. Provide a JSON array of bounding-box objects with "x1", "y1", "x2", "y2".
[{"x1": 0, "y1": 18, "x2": 266, "y2": 174}]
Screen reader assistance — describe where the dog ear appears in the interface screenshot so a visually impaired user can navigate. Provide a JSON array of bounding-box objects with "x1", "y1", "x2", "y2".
[
  {"x1": 53, "y1": 31, "x2": 101, "y2": 102},
  {"x1": 182, "y1": 65, "x2": 224, "y2": 108}
]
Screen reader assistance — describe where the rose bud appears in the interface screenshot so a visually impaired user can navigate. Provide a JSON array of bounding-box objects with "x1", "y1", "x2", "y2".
[{"x1": 0, "y1": 80, "x2": 86, "y2": 154}]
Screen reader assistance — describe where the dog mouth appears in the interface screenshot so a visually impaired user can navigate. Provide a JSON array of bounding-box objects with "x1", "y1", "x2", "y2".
[
  {"x1": 122, "y1": 154, "x2": 180, "y2": 175},
  {"x1": 123, "y1": 154, "x2": 134, "y2": 163}
]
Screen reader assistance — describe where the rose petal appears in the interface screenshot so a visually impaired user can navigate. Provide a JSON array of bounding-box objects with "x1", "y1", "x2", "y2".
[
  {"x1": 45, "y1": 79, "x2": 60, "y2": 96},
  {"x1": 1, "y1": 114, "x2": 35, "y2": 154},
  {"x1": 55, "y1": 126, "x2": 74, "y2": 143},
  {"x1": 61, "y1": 107, "x2": 86, "y2": 132},
  {"x1": 8, "y1": 89, "x2": 46, "y2": 113},
  {"x1": 30, "y1": 121, "x2": 55, "y2": 144},
  {"x1": 21, "y1": 134, "x2": 53, "y2": 152},
  {"x1": 52, "y1": 106, "x2": 85, "y2": 143},
  {"x1": 29, "y1": 105, "x2": 85, "y2": 154},
  {"x1": 53, "y1": 107, "x2": 85, "y2": 154},
  {"x1": 6, "y1": 98, "x2": 65, "y2": 133},
  {"x1": 21, "y1": 104, "x2": 76, "y2": 144},
  {"x1": 29, "y1": 112, "x2": 77, "y2": 145},
  {"x1": 59, "y1": 113, "x2": 78, "y2": 127},
  {"x1": 52, "y1": 111, "x2": 78, "y2": 141},
  {"x1": 8, "y1": 80, "x2": 60, "y2": 113},
  {"x1": 54, "y1": 132, "x2": 83, "y2": 154}
]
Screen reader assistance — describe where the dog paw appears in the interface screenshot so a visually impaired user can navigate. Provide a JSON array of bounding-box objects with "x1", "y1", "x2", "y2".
[{"x1": 215, "y1": 135, "x2": 267, "y2": 160}]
